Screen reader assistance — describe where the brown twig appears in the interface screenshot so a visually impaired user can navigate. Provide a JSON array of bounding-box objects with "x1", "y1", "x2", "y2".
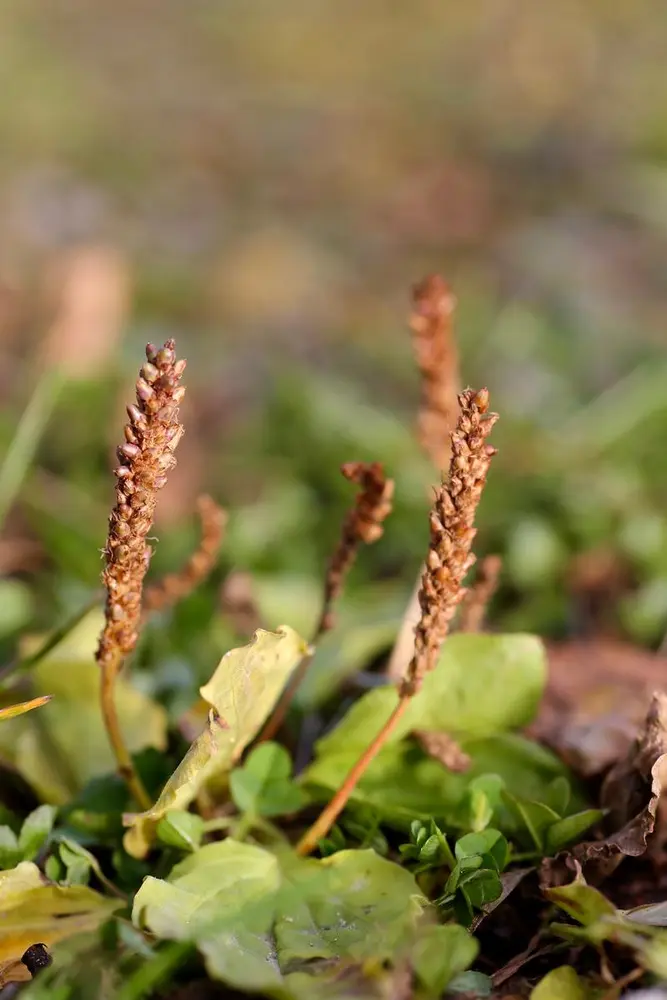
[
  {"x1": 410, "y1": 274, "x2": 460, "y2": 471},
  {"x1": 458, "y1": 553, "x2": 502, "y2": 633},
  {"x1": 143, "y1": 494, "x2": 226, "y2": 614},
  {"x1": 258, "y1": 461, "x2": 394, "y2": 745},
  {"x1": 297, "y1": 388, "x2": 497, "y2": 855},
  {"x1": 96, "y1": 340, "x2": 186, "y2": 808}
]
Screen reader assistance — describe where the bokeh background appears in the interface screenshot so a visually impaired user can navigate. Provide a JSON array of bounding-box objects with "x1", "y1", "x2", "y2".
[{"x1": 2, "y1": 1, "x2": 667, "y2": 702}]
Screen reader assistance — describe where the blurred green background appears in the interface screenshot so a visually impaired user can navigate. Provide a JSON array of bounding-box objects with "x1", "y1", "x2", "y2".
[{"x1": 2, "y1": 0, "x2": 667, "y2": 698}]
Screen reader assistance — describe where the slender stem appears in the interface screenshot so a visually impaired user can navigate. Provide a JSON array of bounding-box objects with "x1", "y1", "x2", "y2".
[
  {"x1": 0, "y1": 370, "x2": 63, "y2": 533},
  {"x1": 100, "y1": 656, "x2": 151, "y2": 810},
  {"x1": 296, "y1": 694, "x2": 410, "y2": 856},
  {"x1": 256, "y1": 649, "x2": 314, "y2": 744}
]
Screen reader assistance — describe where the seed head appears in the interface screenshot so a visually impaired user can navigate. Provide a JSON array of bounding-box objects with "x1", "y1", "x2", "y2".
[
  {"x1": 401, "y1": 388, "x2": 498, "y2": 697},
  {"x1": 96, "y1": 340, "x2": 186, "y2": 674}
]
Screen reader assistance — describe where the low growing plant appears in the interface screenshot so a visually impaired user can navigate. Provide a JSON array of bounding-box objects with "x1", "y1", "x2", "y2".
[{"x1": 0, "y1": 276, "x2": 666, "y2": 1000}]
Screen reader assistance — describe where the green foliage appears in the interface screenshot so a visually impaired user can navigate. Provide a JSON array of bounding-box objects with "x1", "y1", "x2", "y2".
[
  {"x1": 124, "y1": 625, "x2": 308, "y2": 857},
  {"x1": 501, "y1": 786, "x2": 603, "y2": 855},
  {"x1": 546, "y1": 874, "x2": 667, "y2": 976},
  {"x1": 0, "y1": 805, "x2": 56, "y2": 869},
  {"x1": 313, "y1": 633, "x2": 547, "y2": 756},
  {"x1": 133, "y1": 839, "x2": 476, "y2": 998},
  {"x1": 531, "y1": 966, "x2": 591, "y2": 1000},
  {"x1": 0, "y1": 612, "x2": 167, "y2": 804},
  {"x1": 230, "y1": 742, "x2": 308, "y2": 818}
]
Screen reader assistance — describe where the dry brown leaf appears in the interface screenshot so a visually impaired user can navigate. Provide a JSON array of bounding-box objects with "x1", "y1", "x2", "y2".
[
  {"x1": 542, "y1": 694, "x2": 667, "y2": 886},
  {"x1": 533, "y1": 640, "x2": 667, "y2": 777}
]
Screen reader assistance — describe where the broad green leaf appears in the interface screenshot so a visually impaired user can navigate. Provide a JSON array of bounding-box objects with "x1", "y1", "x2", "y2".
[
  {"x1": 0, "y1": 611, "x2": 167, "y2": 803},
  {"x1": 531, "y1": 966, "x2": 590, "y2": 999},
  {"x1": 304, "y1": 734, "x2": 570, "y2": 831},
  {"x1": 124, "y1": 626, "x2": 308, "y2": 858},
  {"x1": 18, "y1": 805, "x2": 57, "y2": 861},
  {"x1": 133, "y1": 840, "x2": 472, "y2": 998},
  {"x1": 314, "y1": 634, "x2": 546, "y2": 759},
  {"x1": 230, "y1": 742, "x2": 308, "y2": 817},
  {"x1": 0, "y1": 860, "x2": 121, "y2": 965}
]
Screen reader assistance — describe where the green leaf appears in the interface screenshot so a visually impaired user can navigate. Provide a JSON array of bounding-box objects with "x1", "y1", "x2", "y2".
[
  {"x1": 156, "y1": 811, "x2": 205, "y2": 852},
  {"x1": 448, "y1": 970, "x2": 493, "y2": 996},
  {"x1": 546, "y1": 875, "x2": 617, "y2": 927},
  {"x1": 455, "y1": 830, "x2": 508, "y2": 872},
  {"x1": 458, "y1": 868, "x2": 503, "y2": 911},
  {"x1": 124, "y1": 626, "x2": 309, "y2": 857},
  {"x1": 544, "y1": 809, "x2": 604, "y2": 854},
  {"x1": 0, "y1": 580, "x2": 33, "y2": 639},
  {"x1": 230, "y1": 742, "x2": 308, "y2": 817},
  {"x1": 314, "y1": 634, "x2": 546, "y2": 758},
  {"x1": 133, "y1": 840, "x2": 473, "y2": 998},
  {"x1": 304, "y1": 734, "x2": 570, "y2": 832},
  {"x1": 57, "y1": 841, "x2": 92, "y2": 886},
  {"x1": 18, "y1": 805, "x2": 56, "y2": 860},
  {"x1": 0, "y1": 828, "x2": 20, "y2": 870},
  {"x1": 531, "y1": 966, "x2": 590, "y2": 999},
  {"x1": 0, "y1": 611, "x2": 167, "y2": 803},
  {"x1": 501, "y1": 791, "x2": 561, "y2": 851},
  {"x1": 542, "y1": 776, "x2": 571, "y2": 815},
  {"x1": 411, "y1": 924, "x2": 478, "y2": 995}
]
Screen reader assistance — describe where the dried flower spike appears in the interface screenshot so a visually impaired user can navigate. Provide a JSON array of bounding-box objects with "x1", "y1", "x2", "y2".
[
  {"x1": 143, "y1": 495, "x2": 226, "y2": 615},
  {"x1": 318, "y1": 461, "x2": 394, "y2": 635},
  {"x1": 297, "y1": 387, "x2": 498, "y2": 857},
  {"x1": 458, "y1": 553, "x2": 502, "y2": 633},
  {"x1": 258, "y1": 460, "x2": 393, "y2": 746},
  {"x1": 401, "y1": 387, "x2": 498, "y2": 697},
  {"x1": 411, "y1": 274, "x2": 460, "y2": 472},
  {"x1": 96, "y1": 339, "x2": 185, "y2": 807},
  {"x1": 414, "y1": 730, "x2": 471, "y2": 773}
]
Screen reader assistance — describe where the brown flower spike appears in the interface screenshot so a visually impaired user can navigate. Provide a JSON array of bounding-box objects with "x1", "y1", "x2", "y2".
[
  {"x1": 297, "y1": 389, "x2": 497, "y2": 855},
  {"x1": 317, "y1": 461, "x2": 394, "y2": 635},
  {"x1": 402, "y1": 387, "x2": 498, "y2": 697},
  {"x1": 458, "y1": 553, "x2": 502, "y2": 633},
  {"x1": 97, "y1": 340, "x2": 186, "y2": 674},
  {"x1": 97, "y1": 340, "x2": 185, "y2": 807},
  {"x1": 259, "y1": 460, "x2": 393, "y2": 744},
  {"x1": 410, "y1": 274, "x2": 460, "y2": 471},
  {"x1": 143, "y1": 494, "x2": 226, "y2": 615}
]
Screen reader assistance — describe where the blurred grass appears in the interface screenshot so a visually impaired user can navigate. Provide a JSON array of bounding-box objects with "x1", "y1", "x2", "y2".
[{"x1": 1, "y1": 0, "x2": 667, "y2": 684}]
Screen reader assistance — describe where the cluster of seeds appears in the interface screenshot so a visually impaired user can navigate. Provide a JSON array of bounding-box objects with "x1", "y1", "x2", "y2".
[
  {"x1": 96, "y1": 340, "x2": 186, "y2": 675},
  {"x1": 401, "y1": 387, "x2": 498, "y2": 696}
]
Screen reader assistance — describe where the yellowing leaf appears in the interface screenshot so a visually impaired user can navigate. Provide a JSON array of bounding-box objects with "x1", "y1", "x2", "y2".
[
  {"x1": 0, "y1": 695, "x2": 52, "y2": 722},
  {"x1": 0, "y1": 861, "x2": 121, "y2": 967},
  {"x1": 0, "y1": 611, "x2": 167, "y2": 803},
  {"x1": 124, "y1": 625, "x2": 309, "y2": 858}
]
